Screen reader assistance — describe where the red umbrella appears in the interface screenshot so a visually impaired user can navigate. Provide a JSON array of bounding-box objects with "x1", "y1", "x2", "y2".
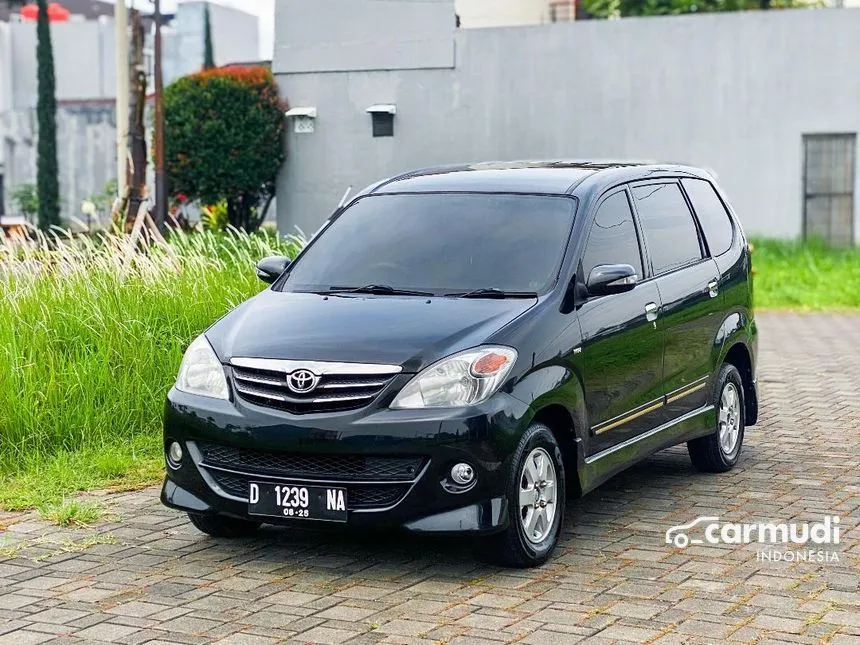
[{"x1": 19, "y1": 3, "x2": 71, "y2": 22}]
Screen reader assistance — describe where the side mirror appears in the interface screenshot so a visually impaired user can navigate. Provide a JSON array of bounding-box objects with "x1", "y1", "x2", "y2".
[
  {"x1": 255, "y1": 256, "x2": 291, "y2": 284},
  {"x1": 586, "y1": 264, "x2": 638, "y2": 297}
]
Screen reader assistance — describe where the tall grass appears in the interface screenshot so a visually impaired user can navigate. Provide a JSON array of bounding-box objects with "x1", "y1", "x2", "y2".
[
  {"x1": 750, "y1": 238, "x2": 860, "y2": 310},
  {"x1": 0, "y1": 228, "x2": 303, "y2": 509}
]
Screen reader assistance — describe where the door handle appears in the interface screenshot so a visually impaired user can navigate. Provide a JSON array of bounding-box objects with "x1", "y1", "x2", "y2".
[
  {"x1": 708, "y1": 280, "x2": 719, "y2": 298},
  {"x1": 645, "y1": 302, "x2": 658, "y2": 322}
]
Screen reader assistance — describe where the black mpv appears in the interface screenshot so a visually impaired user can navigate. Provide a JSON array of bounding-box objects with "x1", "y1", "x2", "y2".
[{"x1": 162, "y1": 161, "x2": 758, "y2": 566}]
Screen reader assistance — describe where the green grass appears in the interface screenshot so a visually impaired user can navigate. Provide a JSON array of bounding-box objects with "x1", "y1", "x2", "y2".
[
  {"x1": 0, "y1": 233, "x2": 856, "y2": 514},
  {"x1": 0, "y1": 228, "x2": 303, "y2": 512},
  {"x1": 751, "y1": 238, "x2": 860, "y2": 311},
  {"x1": 40, "y1": 499, "x2": 103, "y2": 527}
]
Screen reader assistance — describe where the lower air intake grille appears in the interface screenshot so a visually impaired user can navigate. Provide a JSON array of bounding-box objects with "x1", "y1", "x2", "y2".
[
  {"x1": 207, "y1": 470, "x2": 410, "y2": 510},
  {"x1": 198, "y1": 443, "x2": 425, "y2": 482}
]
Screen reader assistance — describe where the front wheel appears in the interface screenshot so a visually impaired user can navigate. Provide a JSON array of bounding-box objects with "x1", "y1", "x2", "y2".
[
  {"x1": 687, "y1": 363, "x2": 745, "y2": 473},
  {"x1": 484, "y1": 423, "x2": 566, "y2": 567}
]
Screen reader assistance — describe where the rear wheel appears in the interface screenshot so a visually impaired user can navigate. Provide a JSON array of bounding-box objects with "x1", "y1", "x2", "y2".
[
  {"x1": 687, "y1": 363, "x2": 745, "y2": 473},
  {"x1": 485, "y1": 423, "x2": 566, "y2": 567},
  {"x1": 187, "y1": 513, "x2": 261, "y2": 538}
]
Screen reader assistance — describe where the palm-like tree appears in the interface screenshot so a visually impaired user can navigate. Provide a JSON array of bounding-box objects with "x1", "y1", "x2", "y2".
[{"x1": 6, "y1": 0, "x2": 59, "y2": 230}]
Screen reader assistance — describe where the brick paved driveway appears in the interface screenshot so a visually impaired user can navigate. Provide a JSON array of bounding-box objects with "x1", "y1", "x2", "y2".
[{"x1": 1, "y1": 313, "x2": 858, "y2": 644}]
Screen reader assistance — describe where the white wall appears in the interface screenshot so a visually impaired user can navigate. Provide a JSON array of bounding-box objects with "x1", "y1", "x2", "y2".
[
  {"x1": 456, "y1": 0, "x2": 551, "y2": 27},
  {"x1": 274, "y1": 5, "x2": 860, "y2": 241},
  {"x1": 274, "y1": 0, "x2": 455, "y2": 74}
]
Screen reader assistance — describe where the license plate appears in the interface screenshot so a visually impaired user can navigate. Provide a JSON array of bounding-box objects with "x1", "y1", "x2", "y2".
[{"x1": 248, "y1": 482, "x2": 348, "y2": 522}]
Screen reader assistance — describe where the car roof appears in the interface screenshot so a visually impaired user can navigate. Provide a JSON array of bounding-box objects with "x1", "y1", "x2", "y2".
[{"x1": 365, "y1": 160, "x2": 715, "y2": 197}]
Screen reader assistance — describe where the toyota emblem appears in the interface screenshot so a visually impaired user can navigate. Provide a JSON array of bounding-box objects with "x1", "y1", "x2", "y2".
[{"x1": 286, "y1": 369, "x2": 319, "y2": 394}]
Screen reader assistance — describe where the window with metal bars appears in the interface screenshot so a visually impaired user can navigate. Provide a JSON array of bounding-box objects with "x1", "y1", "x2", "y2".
[{"x1": 803, "y1": 133, "x2": 856, "y2": 246}]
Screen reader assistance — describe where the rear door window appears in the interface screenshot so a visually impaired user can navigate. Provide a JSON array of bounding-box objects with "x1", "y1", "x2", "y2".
[
  {"x1": 582, "y1": 190, "x2": 644, "y2": 279},
  {"x1": 631, "y1": 182, "x2": 703, "y2": 274},
  {"x1": 681, "y1": 178, "x2": 735, "y2": 257}
]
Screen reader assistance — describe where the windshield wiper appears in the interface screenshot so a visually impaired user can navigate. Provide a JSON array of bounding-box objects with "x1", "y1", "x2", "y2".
[
  {"x1": 328, "y1": 284, "x2": 435, "y2": 297},
  {"x1": 444, "y1": 288, "x2": 538, "y2": 299}
]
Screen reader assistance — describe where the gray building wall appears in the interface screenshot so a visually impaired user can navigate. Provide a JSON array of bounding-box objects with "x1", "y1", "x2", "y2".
[
  {"x1": 9, "y1": 18, "x2": 116, "y2": 109},
  {"x1": 2, "y1": 104, "x2": 116, "y2": 225},
  {"x1": 171, "y1": 2, "x2": 260, "y2": 80},
  {"x1": 274, "y1": 5, "x2": 860, "y2": 242}
]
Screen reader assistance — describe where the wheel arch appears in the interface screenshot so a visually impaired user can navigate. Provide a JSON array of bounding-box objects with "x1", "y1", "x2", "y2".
[
  {"x1": 531, "y1": 403, "x2": 583, "y2": 498},
  {"x1": 722, "y1": 341, "x2": 758, "y2": 426}
]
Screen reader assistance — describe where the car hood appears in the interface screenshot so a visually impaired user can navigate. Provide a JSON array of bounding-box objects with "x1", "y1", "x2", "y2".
[{"x1": 206, "y1": 289, "x2": 536, "y2": 373}]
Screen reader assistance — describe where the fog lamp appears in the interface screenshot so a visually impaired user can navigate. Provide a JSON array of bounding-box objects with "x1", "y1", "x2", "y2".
[
  {"x1": 168, "y1": 441, "x2": 184, "y2": 468},
  {"x1": 450, "y1": 463, "x2": 475, "y2": 485}
]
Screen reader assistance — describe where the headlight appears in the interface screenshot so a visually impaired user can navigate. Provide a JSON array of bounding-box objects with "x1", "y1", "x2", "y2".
[
  {"x1": 175, "y1": 335, "x2": 229, "y2": 400},
  {"x1": 390, "y1": 346, "x2": 517, "y2": 409}
]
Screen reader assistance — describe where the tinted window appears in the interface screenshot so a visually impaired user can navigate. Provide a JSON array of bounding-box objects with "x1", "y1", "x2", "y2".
[
  {"x1": 632, "y1": 182, "x2": 702, "y2": 274},
  {"x1": 282, "y1": 193, "x2": 576, "y2": 295},
  {"x1": 582, "y1": 191, "x2": 643, "y2": 279},
  {"x1": 681, "y1": 178, "x2": 734, "y2": 256}
]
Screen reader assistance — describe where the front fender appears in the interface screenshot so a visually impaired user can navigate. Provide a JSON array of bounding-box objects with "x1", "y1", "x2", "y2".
[{"x1": 509, "y1": 362, "x2": 589, "y2": 492}]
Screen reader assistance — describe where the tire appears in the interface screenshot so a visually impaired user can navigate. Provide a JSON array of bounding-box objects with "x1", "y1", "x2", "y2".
[
  {"x1": 187, "y1": 512, "x2": 261, "y2": 538},
  {"x1": 484, "y1": 423, "x2": 566, "y2": 567},
  {"x1": 687, "y1": 363, "x2": 745, "y2": 473}
]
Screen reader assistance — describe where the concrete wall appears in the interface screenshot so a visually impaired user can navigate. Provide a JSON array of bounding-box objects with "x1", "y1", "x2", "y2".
[
  {"x1": 2, "y1": 105, "x2": 116, "y2": 225},
  {"x1": 274, "y1": 5, "x2": 860, "y2": 241},
  {"x1": 9, "y1": 18, "x2": 116, "y2": 109}
]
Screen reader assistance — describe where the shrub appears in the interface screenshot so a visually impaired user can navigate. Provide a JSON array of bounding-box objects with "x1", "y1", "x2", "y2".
[{"x1": 164, "y1": 66, "x2": 287, "y2": 232}]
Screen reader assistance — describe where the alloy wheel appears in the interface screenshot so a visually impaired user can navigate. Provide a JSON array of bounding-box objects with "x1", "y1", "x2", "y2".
[
  {"x1": 518, "y1": 447, "x2": 558, "y2": 544},
  {"x1": 718, "y1": 382, "x2": 741, "y2": 455}
]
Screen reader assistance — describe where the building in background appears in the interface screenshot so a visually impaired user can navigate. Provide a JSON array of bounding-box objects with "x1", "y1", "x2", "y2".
[
  {"x1": 273, "y1": 0, "x2": 860, "y2": 245},
  {"x1": 455, "y1": 0, "x2": 581, "y2": 27},
  {"x1": 166, "y1": 2, "x2": 260, "y2": 79},
  {"x1": 0, "y1": 1, "x2": 260, "y2": 223}
]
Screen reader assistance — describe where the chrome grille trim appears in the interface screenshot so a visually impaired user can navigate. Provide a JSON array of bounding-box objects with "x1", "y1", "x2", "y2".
[
  {"x1": 234, "y1": 382, "x2": 376, "y2": 405},
  {"x1": 231, "y1": 357, "x2": 402, "y2": 376},
  {"x1": 319, "y1": 380, "x2": 388, "y2": 390},
  {"x1": 230, "y1": 358, "x2": 402, "y2": 414}
]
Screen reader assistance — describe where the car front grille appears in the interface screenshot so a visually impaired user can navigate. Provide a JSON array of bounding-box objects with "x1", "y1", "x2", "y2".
[
  {"x1": 198, "y1": 442, "x2": 425, "y2": 481},
  {"x1": 231, "y1": 364, "x2": 397, "y2": 414},
  {"x1": 207, "y1": 470, "x2": 410, "y2": 510}
]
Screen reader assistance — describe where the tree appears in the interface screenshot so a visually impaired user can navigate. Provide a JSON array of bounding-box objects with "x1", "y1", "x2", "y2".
[
  {"x1": 5, "y1": 0, "x2": 60, "y2": 229},
  {"x1": 582, "y1": 0, "x2": 805, "y2": 18},
  {"x1": 203, "y1": 2, "x2": 215, "y2": 70},
  {"x1": 10, "y1": 183, "x2": 38, "y2": 222},
  {"x1": 163, "y1": 66, "x2": 286, "y2": 232}
]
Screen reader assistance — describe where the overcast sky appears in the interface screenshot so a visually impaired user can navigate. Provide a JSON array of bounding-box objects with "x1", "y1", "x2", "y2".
[{"x1": 120, "y1": 0, "x2": 276, "y2": 60}]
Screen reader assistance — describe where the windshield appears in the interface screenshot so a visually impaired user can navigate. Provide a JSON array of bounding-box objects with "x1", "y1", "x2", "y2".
[{"x1": 280, "y1": 193, "x2": 576, "y2": 296}]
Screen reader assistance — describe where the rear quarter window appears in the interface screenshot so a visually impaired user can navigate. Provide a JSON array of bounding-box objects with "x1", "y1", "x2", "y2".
[
  {"x1": 631, "y1": 182, "x2": 703, "y2": 275},
  {"x1": 681, "y1": 178, "x2": 735, "y2": 257}
]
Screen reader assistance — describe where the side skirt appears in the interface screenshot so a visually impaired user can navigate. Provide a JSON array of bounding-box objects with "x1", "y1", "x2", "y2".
[{"x1": 579, "y1": 404, "x2": 716, "y2": 495}]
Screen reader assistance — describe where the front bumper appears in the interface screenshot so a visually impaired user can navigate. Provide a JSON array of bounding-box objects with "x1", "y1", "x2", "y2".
[{"x1": 161, "y1": 387, "x2": 529, "y2": 534}]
